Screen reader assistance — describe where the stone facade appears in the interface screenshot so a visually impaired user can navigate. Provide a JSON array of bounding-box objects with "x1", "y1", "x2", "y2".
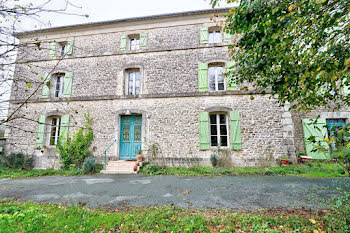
[{"x1": 10, "y1": 8, "x2": 345, "y2": 169}]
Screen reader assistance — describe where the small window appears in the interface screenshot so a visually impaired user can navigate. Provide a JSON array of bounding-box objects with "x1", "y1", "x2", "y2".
[
  {"x1": 48, "y1": 116, "x2": 61, "y2": 146},
  {"x1": 208, "y1": 27, "x2": 222, "y2": 44},
  {"x1": 59, "y1": 42, "x2": 67, "y2": 57},
  {"x1": 126, "y1": 69, "x2": 141, "y2": 95},
  {"x1": 210, "y1": 113, "x2": 228, "y2": 147},
  {"x1": 129, "y1": 35, "x2": 140, "y2": 50},
  {"x1": 52, "y1": 73, "x2": 65, "y2": 98},
  {"x1": 209, "y1": 64, "x2": 225, "y2": 91},
  {"x1": 326, "y1": 119, "x2": 346, "y2": 136}
]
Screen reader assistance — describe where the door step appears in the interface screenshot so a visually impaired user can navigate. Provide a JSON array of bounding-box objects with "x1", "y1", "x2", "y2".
[{"x1": 100, "y1": 160, "x2": 142, "y2": 174}]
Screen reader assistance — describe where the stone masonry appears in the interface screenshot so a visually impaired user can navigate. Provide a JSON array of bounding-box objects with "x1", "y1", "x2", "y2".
[{"x1": 10, "y1": 8, "x2": 345, "y2": 169}]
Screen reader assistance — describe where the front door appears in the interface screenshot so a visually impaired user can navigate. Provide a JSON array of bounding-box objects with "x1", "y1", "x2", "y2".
[{"x1": 119, "y1": 115, "x2": 142, "y2": 160}]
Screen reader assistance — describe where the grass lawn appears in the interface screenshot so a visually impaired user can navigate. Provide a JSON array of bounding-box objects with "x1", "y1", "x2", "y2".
[
  {"x1": 0, "y1": 199, "x2": 349, "y2": 232},
  {"x1": 141, "y1": 162, "x2": 349, "y2": 178},
  {"x1": 0, "y1": 168, "x2": 83, "y2": 179}
]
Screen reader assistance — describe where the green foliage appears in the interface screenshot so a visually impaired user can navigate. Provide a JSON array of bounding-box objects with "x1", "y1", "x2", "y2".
[
  {"x1": 323, "y1": 193, "x2": 350, "y2": 232},
  {"x1": 0, "y1": 168, "x2": 83, "y2": 179},
  {"x1": 1, "y1": 200, "x2": 348, "y2": 232},
  {"x1": 210, "y1": 154, "x2": 218, "y2": 167},
  {"x1": 141, "y1": 163, "x2": 347, "y2": 177},
  {"x1": 57, "y1": 113, "x2": 94, "y2": 169},
  {"x1": 0, "y1": 153, "x2": 33, "y2": 170},
  {"x1": 82, "y1": 157, "x2": 103, "y2": 174},
  {"x1": 212, "y1": 0, "x2": 350, "y2": 111}
]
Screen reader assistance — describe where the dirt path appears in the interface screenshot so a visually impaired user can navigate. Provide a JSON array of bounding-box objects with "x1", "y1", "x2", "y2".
[{"x1": 0, "y1": 175, "x2": 349, "y2": 209}]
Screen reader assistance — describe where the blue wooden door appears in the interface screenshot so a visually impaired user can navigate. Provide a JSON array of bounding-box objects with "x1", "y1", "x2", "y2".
[{"x1": 119, "y1": 115, "x2": 142, "y2": 160}]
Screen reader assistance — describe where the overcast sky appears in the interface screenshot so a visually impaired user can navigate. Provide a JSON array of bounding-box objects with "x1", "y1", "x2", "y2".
[{"x1": 18, "y1": 0, "x2": 234, "y2": 31}]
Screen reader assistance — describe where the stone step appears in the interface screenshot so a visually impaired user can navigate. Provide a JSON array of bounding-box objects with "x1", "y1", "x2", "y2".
[
  {"x1": 101, "y1": 170, "x2": 137, "y2": 174},
  {"x1": 101, "y1": 160, "x2": 142, "y2": 174}
]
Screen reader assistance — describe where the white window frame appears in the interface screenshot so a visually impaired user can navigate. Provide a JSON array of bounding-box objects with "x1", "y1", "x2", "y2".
[
  {"x1": 59, "y1": 42, "x2": 67, "y2": 57},
  {"x1": 129, "y1": 37, "x2": 140, "y2": 50},
  {"x1": 47, "y1": 116, "x2": 61, "y2": 146},
  {"x1": 209, "y1": 113, "x2": 229, "y2": 147},
  {"x1": 208, "y1": 65, "x2": 226, "y2": 91},
  {"x1": 125, "y1": 69, "x2": 141, "y2": 95},
  {"x1": 53, "y1": 73, "x2": 65, "y2": 98},
  {"x1": 208, "y1": 30, "x2": 222, "y2": 44}
]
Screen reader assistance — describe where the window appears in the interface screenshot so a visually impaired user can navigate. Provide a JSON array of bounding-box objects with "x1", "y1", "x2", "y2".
[
  {"x1": 209, "y1": 65, "x2": 225, "y2": 91},
  {"x1": 53, "y1": 73, "x2": 65, "y2": 98},
  {"x1": 129, "y1": 35, "x2": 140, "y2": 50},
  {"x1": 48, "y1": 116, "x2": 61, "y2": 145},
  {"x1": 126, "y1": 69, "x2": 140, "y2": 95},
  {"x1": 210, "y1": 113, "x2": 228, "y2": 147},
  {"x1": 59, "y1": 42, "x2": 67, "y2": 57},
  {"x1": 208, "y1": 29, "x2": 222, "y2": 44}
]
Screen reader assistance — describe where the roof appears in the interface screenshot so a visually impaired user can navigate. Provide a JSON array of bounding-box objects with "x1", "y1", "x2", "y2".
[{"x1": 16, "y1": 7, "x2": 231, "y2": 37}]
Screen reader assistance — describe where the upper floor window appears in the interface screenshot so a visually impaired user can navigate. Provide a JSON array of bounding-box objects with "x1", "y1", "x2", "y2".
[
  {"x1": 210, "y1": 113, "x2": 228, "y2": 147},
  {"x1": 208, "y1": 28, "x2": 222, "y2": 44},
  {"x1": 59, "y1": 42, "x2": 67, "y2": 57},
  {"x1": 49, "y1": 40, "x2": 73, "y2": 58},
  {"x1": 48, "y1": 116, "x2": 61, "y2": 146},
  {"x1": 209, "y1": 64, "x2": 225, "y2": 91},
  {"x1": 129, "y1": 35, "x2": 140, "y2": 50},
  {"x1": 52, "y1": 73, "x2": 65, "y2": 98},
  {"x1": 126, "y1": 69, "x2": 141, "y2": 95}
]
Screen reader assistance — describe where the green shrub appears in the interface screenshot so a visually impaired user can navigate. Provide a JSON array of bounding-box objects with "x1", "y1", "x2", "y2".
[
  {"x1": 0, "y1": 153, "x2": 33, "y2": 170},
  {"x1": 82, "y1": 157, "x2": 103, "y2": 174},
  {"x1": 57, "y1": 113, "x2": 94, "y2": 169},
  {"x1": 210, "y1": 154, "x2": 218, "y2": 167},
  {"x1": 142, "y1": 164, "x2": 160, "y2": 174}
]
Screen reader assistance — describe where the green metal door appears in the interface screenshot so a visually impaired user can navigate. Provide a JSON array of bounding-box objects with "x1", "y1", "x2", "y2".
[{"x1": 119, "y1": 115, "x2": 142, "y2": 160}]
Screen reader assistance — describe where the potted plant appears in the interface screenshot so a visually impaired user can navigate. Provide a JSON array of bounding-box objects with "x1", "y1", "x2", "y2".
[
  {"x1": 280, "y1": 157, "x2": 289, "y2": 166},
  {"x1": 136, "y1": 150, "x2": 143, "y2": 162}
]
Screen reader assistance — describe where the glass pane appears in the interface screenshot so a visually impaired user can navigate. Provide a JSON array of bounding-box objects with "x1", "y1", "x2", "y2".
[
  {"x1": 134, "y1": 125, "x2": 141, "y2": 141},
  {"x1": 210, "y1": 114, "x2": 217, "y2": 124},
  {"x1": 218, "y1": 83, "x2": 225, "y2": 90},
  {"x1": 220, "y1": 125, "x2": 227, "y2": 136},
  {"x1": 135, "y1": 116, "x2": 142, "y2": 122},
  {"x1": 220, "y1": 136, "x2": 228, "y2": 146},
  {"x1": 215, "y1": 31, "x2": 222, "y2": 43},
  {"x1": 123, "y1": 117, "x2": 130, "y2": 122},
  {"x1": 209, "y1": 67, "x2": 216, "y2": 91},
  {"x1": 128, "y1": 73, "x2": 134, "y2": 95},
  {"x1": 122, "y1": 126, "x2": 130, "y2": 141},
  {"x1": 211, "y1": 125, "x2": 217, "y2": 136},
  {"x1": 208, "y1": 32, "x2": 214, "y2": 43},
  {"x1": 211, "y1": 136, "x2": 218, "y2": 146},
  {"x1": 55, "y1": 77, "x2": 61, "y2": 97},
  {"x1": 219, "y1": 114, "x2": 226, "y2": 124}
]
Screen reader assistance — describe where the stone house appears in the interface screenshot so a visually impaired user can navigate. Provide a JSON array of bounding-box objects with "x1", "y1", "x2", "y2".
[{"x1": 6, "y1": 8, "x2": 350, "y2": 172}]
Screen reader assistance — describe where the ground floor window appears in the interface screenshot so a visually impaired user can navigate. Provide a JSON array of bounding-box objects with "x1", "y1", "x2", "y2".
[
  {"x1": 49, "y1": 117, "x2": 61, "y2": 145},
  {"x1": 210, "y1": 113, "x2": 228, "y2": 147},
  {"x1": 326, "y1": 118, "x2": 347, "y2": 150}
]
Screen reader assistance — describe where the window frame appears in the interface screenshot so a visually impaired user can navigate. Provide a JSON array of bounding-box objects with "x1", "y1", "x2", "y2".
[
  {"x1": 59, "y1": 42, "x2": 67, "y2": 57},
  {"x1": 125, "y1": 69, "x2": 141, "y2": 96},
  {"x1": 208, "y1": 27, "x2": 222, "y2": 44},
  {"x1": 129, "y1": 35, "x2": 140, "y2": 51},
  {"x1": 208, "y1": 64, "x2": 226, "y2": 92},
  {"x1": 47, "y1": 116, "x2": 61, "y2": 146},
  {"x1": 209, "y1": 112, "x2": 229, "y2": 148},
  {"x1": 52, "y1": 73, "x2": 65, "y2": 98}
]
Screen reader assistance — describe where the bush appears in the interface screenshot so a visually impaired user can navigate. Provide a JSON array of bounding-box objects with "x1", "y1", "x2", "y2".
[
  {"x1": 82, "y1": 157, "x2": 103, "y2": 174},
  {"x1": 210, "y1": 154, "x2": 218, "y2": 167},
  {"x1": 57, "y1": 113, "x2": 94, "y2": 169},
  {"x1": 142, "y1": 164, "x2": 160, "y2": 175},
  {"x1": 0, "y1": 153, "x2": 33, "y2": 170}
]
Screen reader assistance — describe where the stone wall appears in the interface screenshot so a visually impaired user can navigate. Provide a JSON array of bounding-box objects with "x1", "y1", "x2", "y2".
[{"x1": 7, "y1": 94, "x2": 291, "y2": 168}]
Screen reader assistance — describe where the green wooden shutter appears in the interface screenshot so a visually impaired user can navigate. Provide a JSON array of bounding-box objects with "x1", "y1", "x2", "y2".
[
  {"x1": 36, "y1": 115, "x2": 46, "y2": 148},
  {"x1": 230, "y1": 111, "x2": 242, "y2": 150},
  {"x1": 226, "y1": 61, "x2": 237, "y2": 90},
  {"x1": 200, "y1": 27, "x2": 208, "y2": 44},
  {"x1": 60, "y1": 115, "x2": 70, "y2": 142},
  {"x1": 120, "y1": 35, "x2": 127, "y2": 51},
  {"x1": 199, "y1": 112, "x2": 210, "y2": 150},
  {"x1": 224, "y1": 32, "x2": 232, "y2": 43},
  {"x1": 343, "y1": 74, "x2": 350, "y2": 95},
  {"x1": 41, "y1": 73, "x2": 51, "y2": 99},
  {"x1": 66, "y1": 39, "x2": 73, "y2": 55},
  {"x1": 198, "y1": 63, "x2": 208, "y2": 92},
  {"x1": 140, "y1": 33, "x2": 147, "y2": 49},
  {"x1": 49, "y1": 42, "x2": 56, "y2": 57},
  {"x1": 63, "y1": 71, "x2": 73, "y2": 98},
  {"x1": 302, "y1": 118, "x2": 330, "y2": 159}
]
